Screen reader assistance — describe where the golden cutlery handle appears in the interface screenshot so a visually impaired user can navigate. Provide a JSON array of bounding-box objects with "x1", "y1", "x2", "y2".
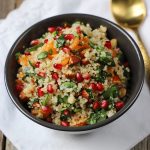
[{"x1": 133, "y1": 28, "x2": 150, "y2": 86}]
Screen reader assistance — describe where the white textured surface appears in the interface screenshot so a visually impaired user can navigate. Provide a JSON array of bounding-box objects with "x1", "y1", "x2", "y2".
[{"x1": 0, "y1": 0, "x2": 150, "y2": 150}]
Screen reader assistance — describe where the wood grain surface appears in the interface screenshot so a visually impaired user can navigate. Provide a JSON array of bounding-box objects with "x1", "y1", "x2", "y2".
[{"x1": 0, "y1": 0, "x2": 149, "y2": 149}]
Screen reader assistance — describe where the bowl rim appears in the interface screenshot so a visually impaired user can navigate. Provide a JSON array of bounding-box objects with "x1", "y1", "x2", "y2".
[{"x1": 4, "y1": 13, "x2": 144, "y2": 132}]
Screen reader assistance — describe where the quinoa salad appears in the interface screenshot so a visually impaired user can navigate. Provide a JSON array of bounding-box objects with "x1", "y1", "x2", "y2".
[{"x1": 15, "y1": 22, "x2": 130, "y2": 127}]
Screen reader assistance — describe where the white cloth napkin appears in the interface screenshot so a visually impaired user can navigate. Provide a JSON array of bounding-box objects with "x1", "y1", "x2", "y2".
[{"x1": 0, "y1": 0, "x2": 150, "y2": 150}]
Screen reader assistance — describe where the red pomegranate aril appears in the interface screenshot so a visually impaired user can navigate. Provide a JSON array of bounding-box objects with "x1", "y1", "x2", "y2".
[
  {"x1": 64, "y1": 34, "x2": 74, "y2": 40},
  {"x1": 37, "y1": 87, "x2": 44, "y2": 97},
  {"x1": 100, "y1": 100, "x2": 109, "y2": 109},
  {"x1": 61, "y1": 121, "x2": 69, "y2": 127},
  {"x1": 38, "y1": 72, "x2": 46, "y2": 78},
  {"x1": 35, "y1": 62, "x2": 41, "y2": 68},
  {"x1": 62, "y1": 46, "x2": 71, "y2": 53},
  {"x1": 115, "y1": 101, "x2": 125, "y2": 110},
  {"x1": 76, "y1": 26, "x2": 81, "y2": 34},
  {"x1": 41, "y1": 106, "x2": 52, "y2": 114},
  {"x1": 96, "y1": 83, "x2": 104, "y2": 91},
  {"x1": 48, "y1": 27, "x2": 56, "y2": 33},
  {"x1": 104, "y1": 41, "x2": 112, "y2": 49},
  {"x1": 83, "y1": 73, "x2": 90, "y2": 80},
  {"x1": 16, "y1": 84, "x2": 23, "y2": 92},
  {"x1": 24, "y1": 51, "x2": 30, "y2": 55},
  {"x1": 30, "y1": 39, "x2": 39, "y2": 46},
  {"x1": 90, "y1": 83, "x2": 97, "y2": 91},
  {"x1": 44, "y1": 39, "x2": 48, "y2": 43},
  {"x1": 56, "y1": 26, "x2": 63, "y2": 31},
  {"x1": 81, "y1": 59, "x2": 90, "y2": 65},
  {"x1": 76, "y1": 72, "x2": 84, "y2": 82},
  {"x1": 52, "y1": 72, "x2": 59, "y2": 80},
  {"x1": 53, "y1": 64, "x2": 62, "y2": 70},
  {"x1": 63, "y1": 110, "x2": 70, "y2": 116},
  {"x1": 93, "y1": 101, "x2": 100, "y2": 110},
  {"x1": 47, "y1": 84, "x2": 54, "y2": 93}
]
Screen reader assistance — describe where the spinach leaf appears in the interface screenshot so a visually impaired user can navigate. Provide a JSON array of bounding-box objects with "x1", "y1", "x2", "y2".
[
  {"x1": 86, "y1": 89, "x2": 94, "y2": 99},
  {"x1": 25, "y1": 43, "x2": 43, "y2": 52},
  {"x1": 103, "y1": 85, "x2": 119, "y2": 99},
  {"x1": 89, "y1": 41, "x2": 95, "y2": 48},
  {"x1": 37, "y1": 51, "x2": 48, "y2": 60},
  {"x1": 56, "y1": 35, "x2": 65, "y2": 48},
  {"x1": 88, "y1": 110, "x2": 107, "y2": 124}
]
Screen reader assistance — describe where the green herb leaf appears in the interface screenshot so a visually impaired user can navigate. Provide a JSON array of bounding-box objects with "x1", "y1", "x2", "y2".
[
  {"x1": 60, "y1": 82, "x2": 76, "y2": 90},
  {"x1": 88, "y1": 110, "x2": 107, "y2": 124},
  {"x1": 15, "y1": 52, "x2": 21, "y2": 60},
  {"x1": 89, "y1": 41, "x2": 95, "y2": 48},
  {"x1": 25, "y1": 43, "x2": 43, "y2": 53},
  {"x1": 49, "y1": 49, "x2": 53, "y2": 55},
  {"x1": 103, "y1": 85, "x2": 119, "y2": 99},
  {"x1": 56, "y1": 35, "x2": 65, "y2": 48},
  {"x1": 37, "y1": 51, "x2": 48, "y2": 60},
  {"x1": 99, "y1": 51, "x2": 115, "y2": 66},
  {"x1": 29, "y1": 61, "x2": 35, "y2": 69},
  {"x1": 40, "y1": 94, "x2": 50, "y2": 106}
]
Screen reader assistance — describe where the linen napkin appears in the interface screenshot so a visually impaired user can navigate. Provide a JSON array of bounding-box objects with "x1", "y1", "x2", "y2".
[{"x1": 0, "y1": 0, "x2": 150, "y2": 150}]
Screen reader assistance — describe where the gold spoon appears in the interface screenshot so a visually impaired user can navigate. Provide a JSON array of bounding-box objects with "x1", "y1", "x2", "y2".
[{"x1": 111, "y1": 0, "x2": 150, "y2": 87}]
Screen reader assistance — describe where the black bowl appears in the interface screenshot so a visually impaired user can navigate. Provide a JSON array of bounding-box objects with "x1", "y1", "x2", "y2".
[{"x1": 5, "y1": 13, "x2": 144, "y2": 133}]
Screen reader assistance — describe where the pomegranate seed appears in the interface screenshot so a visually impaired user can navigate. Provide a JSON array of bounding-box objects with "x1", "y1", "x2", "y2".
[
  {"x1": 16, "y1": 84, "x2": 23, "y2": 92},
  {"x1": 47, "y1": 84, "x2": 54, "y2": 93},
  {"x1": 41, "y1": 106, "x2": 52, "y2": 114},
  {"x1": 100, "y1": 100, "x2": 109, "y2": 109},
  {"x1": 69, "y1": 55, "x2": 81, "y2": 65},
  {"x1": 44, "y1": 39, "x2": 48, "y2": 43},
  {"x1": 96, "y1": 83, "x2": 104, "y2": 91},
  {"x1": 52, "y1": 72, "x2": 59, "y2": 80},
  {"x1": 48, "y1": 27, "x2": 56, "y2": 33},
  {"x1": 89, "y1": 83, "x2": 97, "y2": 91},
  {"x1": 30, "y1": 39, "x2": 39, "y2": 46},
  {"x1": 62, "y1": 46, "x2": 71, "y2": 53},
  {"x1": 64, "y1": 34, "x2": 74, "y2": 40},
  {"x1": 115, "y1": 101, "x2": 125, "y2": 110},
  {"x1": 61, "y1": 121, "x2": 69, "y2": 127},
  {"x1": 76, "y1": 72, "x2": 84, "y2": 82},
  {"x1": 81, "y1": 90, "x2": 89, "y2": 99},
  {"x1": 93, "y1": 101, "x2": 100, "y2": 110},
  {"x1": 81, "y1": 59, "x2": 90, "y2": 65},
  {"x1": 76, "y1": 26, "x2": 81, "y2": 34},
  {"x1": 35, "y1": 62, "x2": 41, "y2": 68},
  {"x1": 53, "y1": 63, "x2": 62, "y2": 70},
  {"x1": 38, "y1": 72, "x2": 46, "y2": 78},
  {"x1": 24, "y1": 51, "x2": 30, "y2": 55},
  {"x1": 37, "y1": 87, "x2": 44, "y2": 97},
  {"x1": 83, "y1": 73, "x2": 90, "y2": 80},
  {"x1": 104, "y1": 41, "x2": 112, "y2": 49},
  {"x1": 56, "y1": 26, "x2": 63, "y2": 32},
  {"x1": 63, "y1": 110, "x2": 70, "y2": 116}
]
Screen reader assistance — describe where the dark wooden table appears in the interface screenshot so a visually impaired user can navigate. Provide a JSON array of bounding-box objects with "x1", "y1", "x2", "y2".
[{"x1": 0, "y1": 0, "x2": 150, "y2": 149}]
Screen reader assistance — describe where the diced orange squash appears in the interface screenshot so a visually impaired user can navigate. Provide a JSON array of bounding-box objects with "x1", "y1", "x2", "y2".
[
  {"x1": 70, "y1": 37, "x2": 80, "y2": 50},
  {"x1": 48, "y1": 54, "x2": 58, "y2": 60},
  {"x1": 18, "y1": 55, "x2": 29, "y2": 66},
  {"x1": 61, "y1": 57, "x2": 70, "y2": 66},
  {"x1": 43, "y1": 40, "x2": 57, "y2": 54}
]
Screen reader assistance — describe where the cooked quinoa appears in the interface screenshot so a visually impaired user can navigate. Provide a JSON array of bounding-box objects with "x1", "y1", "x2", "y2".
[{"x1": 15, "y1": 22, "x2": 130, "y2": 127}]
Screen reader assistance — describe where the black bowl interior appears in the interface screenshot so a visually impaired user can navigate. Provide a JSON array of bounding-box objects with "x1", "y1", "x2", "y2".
[{"x1": 5, "y1": 14, "x2": 144, "y2": 132}]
